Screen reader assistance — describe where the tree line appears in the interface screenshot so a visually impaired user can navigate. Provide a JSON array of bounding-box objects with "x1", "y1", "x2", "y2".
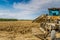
[{"x1": 0, "y1": 18, "x2": 18, "y2": 21}]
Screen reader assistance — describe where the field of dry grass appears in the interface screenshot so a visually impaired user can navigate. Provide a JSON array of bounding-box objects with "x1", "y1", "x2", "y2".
[
  {"x1": 0, "y1": 21, "x2": 41, "y2": 40},
  {"x1": 0, "y1": 21, "x2": 59, "y2": 40}
]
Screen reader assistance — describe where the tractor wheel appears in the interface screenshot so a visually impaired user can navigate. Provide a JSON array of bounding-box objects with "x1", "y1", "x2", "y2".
[
  {"x1": 59, "y1": 26, "x2": 60, "y2": 32},
  {"x1": 51, "y1": 30, "x2": 56, "y2": 40}
]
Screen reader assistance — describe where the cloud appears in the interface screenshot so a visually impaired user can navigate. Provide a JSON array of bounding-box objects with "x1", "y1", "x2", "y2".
[
  {"x1": 13, "y1": 0, "x2": 49, "y2": 11},
  {"x1": 13, "y1": 0, "x2": 50, "y2": 19},
  {"x1": 0, "y1": 0, "x2": 60, "y2": 19}
]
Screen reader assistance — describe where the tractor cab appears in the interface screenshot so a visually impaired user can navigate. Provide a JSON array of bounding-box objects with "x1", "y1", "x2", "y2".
[
  {"x1": 47, "y1": 8, "x2": 60, "y2": 20},
  {"x1": 48, "y1": 8, "x2": 60, "y2": 16}
]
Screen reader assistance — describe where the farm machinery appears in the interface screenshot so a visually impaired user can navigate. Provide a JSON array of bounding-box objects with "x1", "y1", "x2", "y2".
[{"x1": 32, "y1": 8, "x2": 60, "y2": 40}]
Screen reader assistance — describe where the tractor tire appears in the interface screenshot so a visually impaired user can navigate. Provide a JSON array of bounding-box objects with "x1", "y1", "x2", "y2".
[
  {"x1": 59, "y1": 26, "x2": 60, "y2": 32},
  {"x1": 51, "y1": 30, "x2": 56, "y2": 40}
]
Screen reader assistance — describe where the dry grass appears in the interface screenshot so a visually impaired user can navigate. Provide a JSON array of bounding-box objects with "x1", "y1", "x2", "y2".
[
  {"x1": 0, "y1": 21, "x2": 59, "y2": 40},
  {"x1": 0, "y1": 21, "x2": 41, "y2": 40},
  {"x1": 0, "y1": 21, "x2": 39, "y2": 33}
]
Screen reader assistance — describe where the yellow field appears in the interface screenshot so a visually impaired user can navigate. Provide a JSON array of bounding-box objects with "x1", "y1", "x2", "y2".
[
  {"x1": 0, "y1": 21, "x2": 60, "y2": 40},
  {"x1": 0, "y1": 21, "x2": 39, "y2": 33},
  {"x1": 0, "y1": 21, "x2": 41, "y2": 40}
]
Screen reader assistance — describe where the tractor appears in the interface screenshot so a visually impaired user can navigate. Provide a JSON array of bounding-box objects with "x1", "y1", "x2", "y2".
[{"x1": 32, "y1": 8, "x2": 60, "y2": 40}]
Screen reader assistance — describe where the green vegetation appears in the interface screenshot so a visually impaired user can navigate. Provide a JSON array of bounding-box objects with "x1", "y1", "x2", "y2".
[
  {"x1": 0, "y1": 18, "x2": 18, "y2": 21},
  {"x1": 0, "y1": 18, "x2": 33, "y2": 21}
]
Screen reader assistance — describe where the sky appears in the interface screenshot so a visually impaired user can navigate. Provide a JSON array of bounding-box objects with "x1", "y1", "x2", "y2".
[{"x1": 0, "y1": 0, "x2": 60, "y2": 19}]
